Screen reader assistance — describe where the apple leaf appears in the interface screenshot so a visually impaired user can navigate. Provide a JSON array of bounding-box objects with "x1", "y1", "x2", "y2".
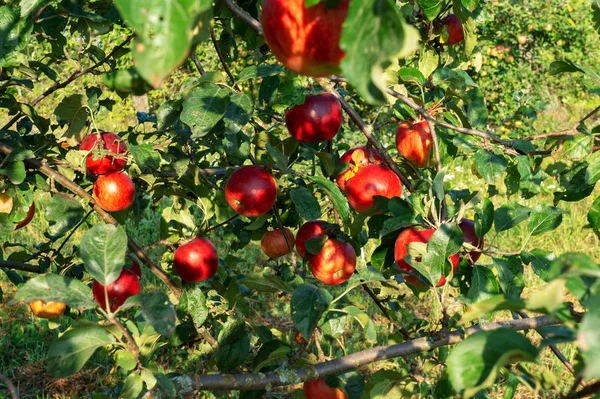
[
  {"x1": 122, "y1": 292, "x2": 177, "y2": 337},
  {"x1": 593, "y1": 0, "x2": 600, "y2": 35},
  {"x1": 474, "y1": 198, "x2": 494, "y2": 238},
  {"x1": 10, "y1": 273, "x2": 96, "y2": 309},
  {"x1": 47, "y1": 324, "x2": 116, "y2": 378},
  {"x1": 473, "y1": 150, "x2": 508, "y2": 185},
  {"x1": 588, "y1": 196, "x2": 600, "y2": 239},
  {"x1": 447, "y1": 329, "x2": 538, "y2": 398},
  {"x1": 578, "y1": 295, "x2": 600, "y2": 378},
  {"x1": 466, "y1": 265, "x2": 499, "y2": 303},
  {"x1": 178, "y1": 285, "x2": 209, "y2": 328},
  {"x1": 121, "y1": 373, "x2": 143, "y2": 399},
  {"x1": 243, "y1": 271, "x2": 295, "y2": 293},
  {"x1": 416, "y1": 0, "x2": 444, "y2": 20},
  {"x1": 527, "y1": 205, "x2": 564, "y2": 237},
  {"x1": 521, "y1": 249, "x2": 555, "y2": 282},
  {"x1": 180, "y1": 84, "x2": 232, "y2": 137},
  {"x1": 80, "y1": 224, "x2": 128, "y2": 286},
  {"x1": 54, "y1": 94, "x2": 90, "y2": 143},
  {"x1": 45, "y1": 194, "x2": 84, "y2": 238},
  {"x1": 290, "y1": 187, "x2": 322, "y2": 221},
  {"x1": 114, "y1": 0, "x2": 212, "y2": 88},
  {"x1": 340, "y1": 0, "x2": 419, "y2": 104},
  {"x1": 494, "y1": 203, "x2": 531, "y2": 233},
  {"x1": 492, "y1": 256, "x2": 524, "y2": 298},
  {"x1": 291, "y1": 284, "x2": 333, "y2": 339},
  {"x1": 306, "y1": 175, "x2": 350, "y2": 227},
  {"x1": 215, "y1": 320, "x2": 250, "y2": 370}
]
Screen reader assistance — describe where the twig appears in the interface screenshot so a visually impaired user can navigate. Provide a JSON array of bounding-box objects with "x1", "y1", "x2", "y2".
[
  {"x1": 1, "y1": 35, "x2": 133, "y2": 131},
  {"x1": 563, "y1": 381, "x2": 600, "y2": 399},
  {"x1": 318, "y1": 80, "x2": 413, "y2": 192},
  {"x1": 0, "y1": 260, "x2": 42, "y2": 273},
  {"x1": 362, "y1": 284, "x2": 411, "y2": 340},
  {"x1": 199, "y1": 214, "x2": 239, "y2": 236},
  {"x1": 0, "y1": 141, "x2": 182, "y2": 298},
  {"x1": 53, "y1": 209, "x2": 93, "y2": 258},
  {"x1": 209, "y1": 26, "x2": 240, "y2": 91},
  {"x1": 106, "y1": 312, "x2": 141, "y2": 369},
  {"x1": 161, "y1": 315, "x2": 558, "y2": 391},
  {"x1": 222, "y1": 0, "x2": 263, "y2": 35},
  {"x1": 190, "y1": 51, "x2": 205, "y2": 75},
  {"x1": 0, "y1": 372, "x2": 18, "y2": 399}
]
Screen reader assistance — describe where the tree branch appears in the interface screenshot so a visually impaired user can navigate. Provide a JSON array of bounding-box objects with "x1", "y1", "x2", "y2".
[
  {"x1": 222, "y1": 0, "x2": 263, "y2": 35},
  {"x1": 0, "y1": 260, "x2": 42, "y2": 273},
  {"x1": 0, "y1": 372, "x2": 18, "y2": 399},
  {"x1": 0, "y1": 141, "x2": 182, "y2": 298},
  {"x1": 158, "y1": 315, "x2": 558, "y2": 392},
  {"x1": 209, "y1": 26, "x2": 240, "y2": 91}
]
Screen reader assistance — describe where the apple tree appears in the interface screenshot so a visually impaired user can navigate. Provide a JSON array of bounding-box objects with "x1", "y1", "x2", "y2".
[{"x1": 1, "y1": 0, "x2": 600, "y2": 398}]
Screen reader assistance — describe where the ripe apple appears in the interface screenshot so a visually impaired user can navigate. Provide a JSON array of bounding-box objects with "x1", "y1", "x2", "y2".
[
  {"x1": 286, "y1": 94, "x2": 342, "y2": 143},
  {"x1": 29, "y1": 300, "x2": 67, "y2": 319},
  {"x1": 93, "y1": 171, "x2": 135, "y2": 212},
  {"x1": 80, "y1": 132, "x2": 128, "y2": 175},
  {"x1": 0, "y1": 193, "x2": 13, "y2": 213},
  {"x1": 345, "y1": 164, "x2": 402, "y2": 213},
  {"x1": 517, "y1": 35, "x2": 528, "y2": 45},
  {"x1": 336, "y1": 146, "x2": 384, "y2": 192},
  {"x1": 261, "y1": 0, "x2": 350, "y2": 77},
  {"x1": 396, "y1": 119, "x2": 432, "y2": 168},
  {"x1": 308, "y1": 238, "x2": 356, "y2": 285},
  {"x1": 225, "y1": 166, "x2": 278, "y2": 217},
  {"x1": 174, "y1": 238, "x2": 219, "y2": 283},
  {"x1": 261, "y1": 228, "x2": 296, "y2": 259},
  {"x1": 127, "y1": 255, "x2": 142, "y2": 279},
  {"x1": 394, "y1": 228, "x2": 460, "y2": 287},
  {"x1": 303, "y1": 378, "x2": 349, "y2": 399},
  {"x1": 15, "y1": 201, "x2": 36, "y2": 230},
  {"x1": 92, "y1": 268, "x2": 141, "y2": 312},
  {"x1": 296, "y1": 220, "x2": 328, "y2": 258},
  {"x1": 459, "y1": 219, "x2": 484, "y2": 264},
  {"x1": 442, "y1": 14, "x2": 464, "y2": 45}
]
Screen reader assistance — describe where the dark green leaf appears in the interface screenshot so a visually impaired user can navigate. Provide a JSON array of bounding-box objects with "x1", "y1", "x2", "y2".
[
  {"x1": 224, "y1": 92, "x2": 254, "y2": 135},
  {"x1": 588, "y1": 196, "x2": 600, "y2": 238},
  {"x1": 130, "y1": 144, "x2": 161, "y2": 173},
  {"x1": 306, "y1": 175, "x2": 350, "y2": 227},
  {"x1": 122, "y1": 292, "x2": 176, "y2": 337},
  {"x1": 494, "y1": 203, "x2": 530, "y2": 233},
  {"x1": 243, "y1": 271, "x2": 295, "y2": 293},
  {"x1": 521, "y1": 249, "x2": 555, "y2": 282},
  {"x1": 45, "y1": 194, "x2": 84, "y2": 238},
  {"x1": 290, "y1": 187, "x2": 322, "y2": 221},
  {"x1": 215, "y1": 320, "x2": 250, "y2": 370},
  {"x1": 475, "y1": 198, "x2": 494, "y2": 237},
  {"x1": 179, "y1": 285, "x2": 209, "y2": 328},
  {"x1": 467, "y1": 266, "x2": 499, "y2": 302},
  {"x1": 474, "y1": 150, "x2": 508, "y2": 185},
  {"x1": 416, "y1": 0, "x2": 444, "y2": 20},
  {"x1": 493, "y1": 256, "x2": 524, "y2": 298},
  {"x1": 527, "y1": 206, "x2": 564, "y2": 237},
  {"x1": 0, "y1": 161, "x2": 26, "y2": 185},
  {"x1": 80, "y1": 224, "x2": 128, "y2": 285},
  {"x1": 237, "y1": 64, "x2": 284, "y2": 82},
  {"x1": 122, "y1": 373, "x2": 143, "y2": 399},
  {"x1": 54, "y1": 94, "x2": 90, "y2": 142},
  {"x1": 291, "y1": 284, "x2": 332, "y2": 339},
  {"x1": 180, "y1": 84, "x2": 232, "y2": 137},
  {"x1": 578, "y1": 295, "x2": 600, "y2": 378},
  {"x1": 10, "y1": 273, "x2": 96, "y2": 309}
]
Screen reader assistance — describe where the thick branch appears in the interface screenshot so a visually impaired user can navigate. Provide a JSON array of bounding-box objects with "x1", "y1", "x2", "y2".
[
  {"x1": 0, "y1": 260, "x2": 42, "y2": 273},
  {"x1": 1, "y1": 35, "x2": 133, "y2": 131},
  {"x1": 222, "y1": 0, "x2": 263, "y2": 35},
  {"x1": 164, "y1": 315, "x2": 558, "y2": 392},
  {"x1": 0, "y1": 141, "x2": 181, "y2": 298},
  {"x1": 0, "y1": 372, "x2": 18, "y2": 399}
]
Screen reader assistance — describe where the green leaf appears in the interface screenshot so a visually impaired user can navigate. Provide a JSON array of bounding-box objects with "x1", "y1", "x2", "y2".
[
  {"x1": 243, "y1": 271, "x2": 295, "y2": 293},
  {"x1": 115, "y1": 350, "x2": 137, "y2": 371},
  {"x1": 180, "y1": 84, "x2": 232, "y2": 137},
  {"x1": 0, "y1": 161, "x2": 26, "y2": 185},
  {"x1": 447, "y1": 329, "x2": 538, "y2": 398},
  {"x1": 80, "y1": 224, "x2": 128, "y2": 285},
  {"x1": 115, "y1": 0, "x2": 212, "y2": 87},
  {"x1": 588, "y1": 196, "x2": 600, "y2": 239},
  {"x1": 474, "y1": 150, "x2": 508, "y2": 185},
  {"x1": 223, "y1": 92, "x2": 254, "y2": 135},
  {"x1": 398, "y1": 67, "x2": 425, "y2": 86},
  {"x1": 594, "y1": 0, "x2": 600, "y2": 34},
  {"x1": 521, "y1": 249, "x2": 555, "y2": 282},
  {"x1": 475, "y1": 198, "x2": 494, "y2": 238},
  {"x1": 549, "y1": 60, "x2": 586, "y2": 75},
  {"x1": 290, "y1": 187, "x2": 322, "y2": 221},
  {"x1": 291, "y1": 284, "x2": 332, "y2": 339},
  {"x1": 54, "y1": 94, "x2": 90, "y2": 142},
  {"x1": 467, "y1": 266, "x2": 499, "y2": 303},
  {"x1": 492, "y1": 256, "x2": 524, "y2": 298},
  {"x1": 527, "y1": 206, "x2": 564, "y2": 237},
  {"x1": 416, "y1": 0, "x2": 444, "y2": 20},
  {"x1": 10, "y1": 274, "x2": 96, "y2": 309},
  {"x1": 379, "y1": 214, "x2": 417, "y2": 238},
  {"x1": 215, "y1": 320, "x2": 250, "y2": 370},
  {"x1": 306, "y1": 175, "x2": 350, "y2": 227},
  {"x1": 129, "y1": 144, "x2": 161, "y2": 173},
  {"x1": 340, "y1": 0, "x2": 419, "y2": 104},
  {"x1": 179, "y1": 285, "x2": 209, "y2": 328},
  {"x1": 494, "y1": 203, "x2": 530, "y2": 233},
  {"x1": 122, "y1": 292, "x2": 176, "y2": 337},
  {"x1": 121, "y1": 373, "x2": 143, "y2": 399},
  {"x1": 236, "y1": 64, "x2": 284, "y2": 82},
  {"x1": 47, "y1": 325, "x2": 116, "y2": 378},
  {"x1": 579, "y1": 295, "x2": 600, "y2": 378},
  {"x1": 45, "y1": 194, "x2": 84, "y2": 238}
]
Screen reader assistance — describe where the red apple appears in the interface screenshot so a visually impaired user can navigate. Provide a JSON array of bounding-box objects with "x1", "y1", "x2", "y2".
[
  {"x1": 308, "y1": 238, "x2": 356, "y2": 285},
  {"x1": 345, "y1": 164, "x2": 402, "y2": 213},
  {"x1": 225, "y1": 166, "x2": 278, "y2": 217},
  {"x1": 92, "y1": 268, "x2": 141, "y2": 312},
  {"x1": 296, "y1": 220, "x2": 328, "y2": 258},
  {"x1": 93, "y1": 171, "x2": 135, "y2": 212},
  {"x1": 336, "y1": 146, "x2": 384, "y2": 192},
  {"x1": 396, "y1": 120, "x2": 432, "y2": 168},
  {"x1": 80, "y1": 132, "x2": 128, "y2": 175},
  {"x1": 459, "y1": 218, "x2": 484, "y2": 264},
  {"x1": 174, "y1": 238, "x2": 219, "y2": 283},
  {"x1": 261, "y1": 0, "x2": 350, "y2": 77},
  {"x1": 394, "y1": 228, "x2": 460, "y2": 287},
  {"x1": 286, "y1": 94, "x2": 342, "y2": 143},
  {"x1": 303, "y1": 377, "x2": 349, "y2": 399},
  {"x1": 126, "y1": 255, "x2": 142, "y2": 279},
  {"x1": 261, "y1": 228, "x2": 296, "y2": 259},
  {"x1": 442, "y1": 14, "x2": 464, "y2": 45},
  {"x1": 15, "y1": 201, "x2": 35, "y2": 230}
]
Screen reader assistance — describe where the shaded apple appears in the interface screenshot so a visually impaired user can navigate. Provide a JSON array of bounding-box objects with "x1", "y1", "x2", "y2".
[
  {"x1": 261, "y1": 228, "x2": 295, "y2": 259},
  {"x1": 80, "y1": 132, "x2": 128, "y2": 175},
  {"x1": 261, "y1": 0, "x2": 350, "y2": 77},
  {"x1": 286, "y1": 93, "x2": 342, "y2": 143},
  {"x1": 345, "y1": 164, "x2": 402, "y2": 213},
  {"x1": 303, "y1": 377, "x2": 349, "y2": 399},
  {"x1": 225, "y1": 166, "x2": 277, "y2": 217},
  {"x1": 93, "y1": 268, "x2": 141, "y2": 312},
  {"x1": 396, "y1": 120, "x2": 432, "y2": 168},
  {"x1": 336, "y1": 146, "x2": 384, "y2": 192},
  {"x1": 309, "y1": 238, "x2": 356, "y2": 285},
  {"x1": 459, "y1": 218, "x2": 484, "y2": 264},
  {"x1": 174, "y1": 238, "x2": 219, "y2": 283},
  {"x1": 93, "y1": 171, "x2": 136, "y2": 212}
]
